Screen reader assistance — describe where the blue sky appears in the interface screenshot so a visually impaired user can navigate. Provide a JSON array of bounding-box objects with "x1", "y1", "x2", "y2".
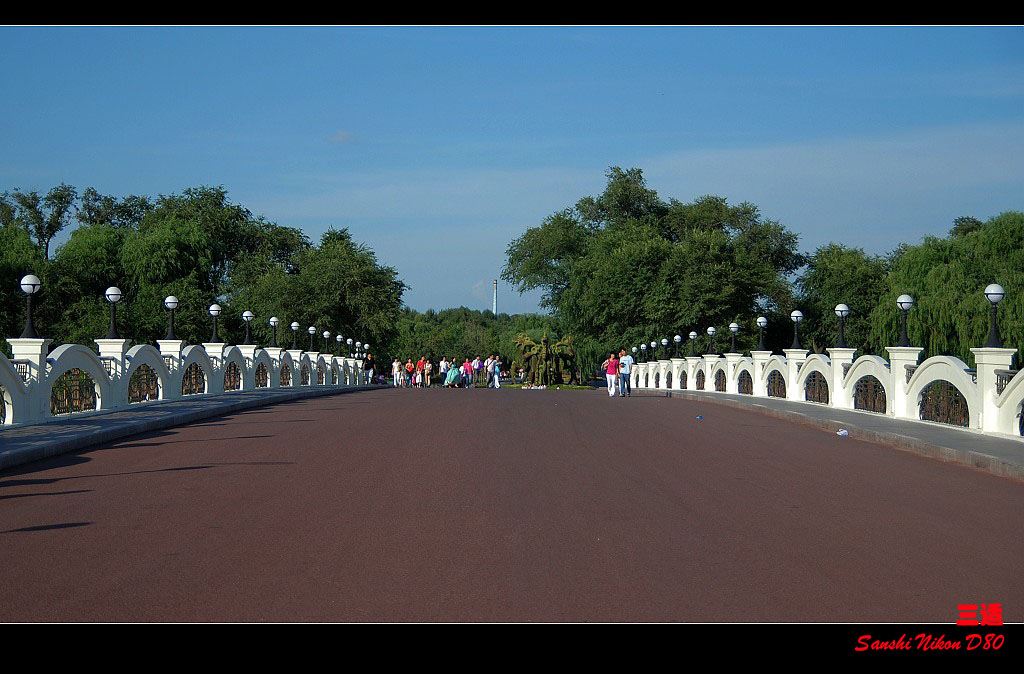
[{"x1": 2, "y1": 26, "x2": 1022, "y2": 313}]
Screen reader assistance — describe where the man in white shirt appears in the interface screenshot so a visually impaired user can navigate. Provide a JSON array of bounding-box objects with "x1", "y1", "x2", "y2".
[{"x1": 618, "y1": 348, "x2": 634, "y2": 397}]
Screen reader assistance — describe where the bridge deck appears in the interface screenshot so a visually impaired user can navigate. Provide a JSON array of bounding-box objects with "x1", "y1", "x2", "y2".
[{"x1": 1, "y1": 388, "x2": 1021, "y2": 622}]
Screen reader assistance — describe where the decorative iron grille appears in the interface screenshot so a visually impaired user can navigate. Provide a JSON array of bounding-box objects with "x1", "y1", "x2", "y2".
[
  {"x1": 224, "y1": 361, "x2": 241, "y2": 391},
  {"x1": 919, "y1": 380, "x2": 969, "y2": 428},
  {"x1": 13, "y1": 360, "x2": 30, "y2": 382},
  {"x1": 680, "y1": 371, "x2": 687, "y2": 390},
  {"x1": 181, "y1": 362, "x2": 205, "y2": 396},
  {"x1": 654, "y1": 372, "x2": 660, "y2": 388},
  {"x1": 281, "y1": 363, "x2": 292, "y2": 386},
  {"x1": 255, "y1": 363, "x2": 268, "y2": 388},
  {"x1": 50, "y1": 368, "x2": 97, "y2": 416},
  {"x1": 666, "y1": 371, "x2": 672, "y2": 389},
  {"x1": 714, "y1": 370, "x2": 726, "y2": 392},
  {"x1": 995, "y1": 370, "x2": 1017, "y2": 396},
  {"x1": 128, "y1": 364, "x2": 159, "y2": 404},
  {"x1": 905, "y1": 364, "x2": 918, "y2": 384},
  {"x1": 317, "y1": 368, "x2": 325, "y2": 385},
  {"x1": 301, "y1": 364, "x2": 310, "y2": 386},
  {"x1": 767, "y1": 370, "x2": 786, "y2": 398},
  {"x1": 854, "y1": 375, "x2": 886, "y2": 414},
  {"x1": 99, "y1": 357, "x2": 117, "y2": 377},
  {"x1": 696, "y1": 370, "x2": 705, "y2": 390},
  {"x1": 163, "y1": 355, "x2": 173, "y2": 371},
  {"x1": 644, "y1": 373, "x2": 649, "y2": 388},
  {"x1": 0, "y1": 385, "x2": 7, "y2": 424},
  {"x1": 804, "y1": 371, "x2": 829, "y2": 404},
  {"x1": 332, "y1": 368, "x2": 338, "y2": 385},
  {"x1": 738, "y1": 371, "x2": 753, "y2": 395},
  {"x1": 1019, "y1": 403, "x2": 1023, "y2": 437}
]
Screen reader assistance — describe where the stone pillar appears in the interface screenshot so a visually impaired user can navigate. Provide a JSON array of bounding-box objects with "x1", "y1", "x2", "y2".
[
  {"x1": 657, "y1": 359, "x2": 671, "y2": 389},
  {"x1": 751, "y1": 350, "x2": 773, "y2": 397},
  {"x1": 886, "y1": 346, "x2": 923, "y2": 420},
  {"x1": 236, "y1": 344, "x2": 259, "y2": 390},
  {"x1": 783, "y1": 349, "x2": 809, "y2": 402},
  {"x1": 970, "y1": 347, "x2": 1018, "y2": 432},
  {"x1": 202, "y1": 342, "x2": 226, "y2": 371},
  {"x1": 6, "y1": 337, "x2": 52, "y2": 423},
  {"x1": 94, "y1": 339, "x2": 132, "y2": 381},
  {"x1": 685, "y1": 356, "x2": 702, "y2": 390},
  {"x1": 355, "y1": 359, "x2": 365, "y2": 385},
  {"x1": 704, "y1": 355, "x2": 721, "y2": 392},
  {"x1": 263, "y1": 347, "x2": 283, "y2": 387},
  {"x1": 670, "y1": 358, "x2": 686, "y2": 390},
  {"x1": 827, "y1": 348, "x2": 857, "y2": 409},
  {"x1": 306, "y1": 352, "x2": 321, "y2": 385},
  {"x1": 286, "y1": 349, "x2": 305, "y2": 386},
  {"x1": 723, "y1": 353, "x2": 743, "y2": 393}
]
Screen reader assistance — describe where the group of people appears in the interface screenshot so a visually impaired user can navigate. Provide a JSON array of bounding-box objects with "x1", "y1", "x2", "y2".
[
  {"x1": 601, "y1": 348, "x2": 635, "y2": 397},
  {"x1": 391, "y1": 355, "x2": 506, "y2": 389}
]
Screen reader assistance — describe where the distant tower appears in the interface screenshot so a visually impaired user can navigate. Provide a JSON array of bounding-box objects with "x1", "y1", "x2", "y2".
[{"x1": 493, "y1": 279, "x2": 498, "y2": 315}]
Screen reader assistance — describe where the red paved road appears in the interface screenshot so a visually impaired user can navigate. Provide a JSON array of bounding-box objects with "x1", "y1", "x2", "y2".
[{"x1": 0, "y1": 388, "x2": 1021, "y2": 622}]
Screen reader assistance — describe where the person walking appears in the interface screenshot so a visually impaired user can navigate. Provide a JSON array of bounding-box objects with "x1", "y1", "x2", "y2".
[
  {"x1": 462, "y1": 358, "x2": 473, "y2": 389},
  {"x1": 618, "y1": 348, "x2": 633, "y2": 397},
  {"x1": 493, "y1": 356, "x2": 502, "y2": 389},
  {"x1": 391, "y1": 358, "x2": 401, "y2": 387},
  {"x1": 363, "y1": 353, "x2": 375, "y2": 384},
  {"x1": 424, "y1": 358, "x2": 433, "y2": 387},
  {"x1": 485, "y1": 355, "x2": 496, "y2": 387},
  {"x1": 602, "y1": 351, "x2": 620, "y2": 397},
  {"x1": 404, "y1": 358, "x2": 415, "y2": 388},
  {"x1": 445, "y1": 360, "x2": 459, "y2": 387}
]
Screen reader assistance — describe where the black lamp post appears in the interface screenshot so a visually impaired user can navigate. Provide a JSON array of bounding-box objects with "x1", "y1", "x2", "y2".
[
  {"x1": 336, "y1": 334, "x2": 343, "y2": 356},
  {"x1": 706, "y1": 327, "x2": 716, "y2": 355},
  {"x1": 322, "y1": 330, "x2": 331, "y2": 353},
  {"x1": 209, "y1": 304, "x2": 222, "y2": 342},
  {"x1": 689, "y1": 331, "x2": 697, "y2": 356},
  {"x1": 346, "y1": 338, "x2": 353, "y2": 357},
  {"x1": 356, "y1": 341, "x2": 363, "y2": 358},
  {"x1": 640, "y1": 343, "x2": 647, "y2": 362},
  {"x1": 19, "y1": 274, "x2": 42, "y2": 339},
  {"x1": 631, "y1": 346, "x2": 638, "y2": 364},
  {"x1": 242, "y1": 311, "x2": 254, "y2": 345},
  {"x1": 660, "y1": 338, "x2": 669, "y2": 359},
  {"x1": 896, "y1": 295, "x2": 914, "y2": 347},
  {"x1": 673, "y1": 334, "x2": 682, "y2": 358},
  {"x1": 756, "y1": 317, "x2": 768, "y2": 351},
  {"x1": 290, "y1": 322, "x2": 299, "y2": 350},
  {"x1": 835, "y1": 304, "x2": 850, "y2": 348},
  {"x1": 790, "y1": 310, "x2": 803, "y2": 349},
  {"x1": 729, "y1": 323, "x2": 739, "y2": 352},
  {"x1": 104, "y1": 286, "x2": 122, "y2": 339},
  {"x1": 308, "y1": 326, "x2": 316, "y2": 351},
  {"x1": 269, "y1": 317, "x2": 279, "y2": 348},
  {"x1": 984, "y1": 284, "x2": 1006, "y2": 348},
  {"x1": 164, "y1": 296, "x2": 179, "y2": 340}
]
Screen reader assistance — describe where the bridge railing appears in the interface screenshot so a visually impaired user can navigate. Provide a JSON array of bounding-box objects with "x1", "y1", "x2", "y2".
[
  {"x1": 0, "y1": 337, "x2": 368, "y2": 428},
  {"x1": 631, "y1": 345, "x2": 1024, "y2": 439}
]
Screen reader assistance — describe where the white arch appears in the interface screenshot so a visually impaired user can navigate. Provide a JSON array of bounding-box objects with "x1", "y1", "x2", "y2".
[
  {"x1": 124, "y1": 344, "x2": 171, "y2": 404},
  {"x1": 763, "y1": 363, "x2": 788, "y2": 397},
  {"x1": 0, "y1": 353, "x2": 28, "y2": 425},
  {"x1": 734, "y1": 361, "x2": 754, "y2": 394},
  {"x1": 252, "y1": 349, "x2": 273, "y2": 388},
  {"x1": 44, "y1": 344, "x2": 112, "y2": 414},
  {"x1": 994, "y1": 370, "x2": 1024, "y2": 437},
  {"x1": 222, "y1": 346, "x2": 247, "y2": 392},
  {"x1": 842, "y1": 355, "x2": 891, "y2": 410},
  {"x1": 180, "y1": 345, "x2": 215, "y2": 396},
  {"x1": 298, "y1": 353, "x2": 313, "y2": 386},
  {"x1": 277, "y1": 352, "x2": 296, "y2": 387},
  {"x1": 315, "y1": 355, "x2": 330, "y2": 386},
  {"x1": 709, "y1": 360, "x2": 728, "y2": 391},
  {"x1": 906, "y1": 356, "x2": 979, "y2": 428}
]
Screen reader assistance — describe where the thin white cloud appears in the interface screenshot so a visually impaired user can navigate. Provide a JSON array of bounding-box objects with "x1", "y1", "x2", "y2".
[{"x1": 328, "y1": 130, "x2": 355, "y2": 144}]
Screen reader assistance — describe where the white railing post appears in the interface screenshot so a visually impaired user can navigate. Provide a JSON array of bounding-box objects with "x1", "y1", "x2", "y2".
[
  {"x1": 6, "y1": 337, "x2": 52, "y2": 423},
  {"x1": 886, "y1": 346, "x2": 923, "y2": 420},
  {"x1": 970, "y1": 347, "x2": 1018, "y2": 432},
  {"x1": 670, "y1": 357, "x2": 685, "y2": 390},
  {"x1": 95, "y1": 338, "x2": 132, "y2": 408},
  {"x1": 750, "y1": 351, "x2": 772, "y2": 397},
  {"x1": 236, "y1": 344, "x2": 259, "y2": 390},
  {"x1": 723, "y1": 352, "x2": 743, "y2": 394},
  {"x1": 157, "y1": 339, "x2": 185, "y2": 398},
  {"x1": 827, "y1": 348, "x2": 857, "y2": 409},
  {"x1": 263, "y1": 347, "x2": 283, "y2": 387},
  {"x1": 783, "y1": 349, "x2": 809, "y2": 401},
  {"x1": 704, "y1": 355, "x2": 720, "y2": 391}
]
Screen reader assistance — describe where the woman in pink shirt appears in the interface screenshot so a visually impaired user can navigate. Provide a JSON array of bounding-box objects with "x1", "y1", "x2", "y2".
[{"x1": 602, "y1": 352, "x2": 620, "y2": 397}]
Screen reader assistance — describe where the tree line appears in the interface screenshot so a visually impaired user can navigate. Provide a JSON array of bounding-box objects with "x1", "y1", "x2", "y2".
[
  {"x1": 502, "y1": 167, "x2": 1024, "y2": 369},
  {"x1": 0, "y1": 185, "x2": 406, "y2": 359}
]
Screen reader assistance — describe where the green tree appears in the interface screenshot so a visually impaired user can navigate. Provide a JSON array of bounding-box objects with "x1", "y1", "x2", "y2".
[{"x1": 10, "y1": 183, "x2": 78, "y2": 258}]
